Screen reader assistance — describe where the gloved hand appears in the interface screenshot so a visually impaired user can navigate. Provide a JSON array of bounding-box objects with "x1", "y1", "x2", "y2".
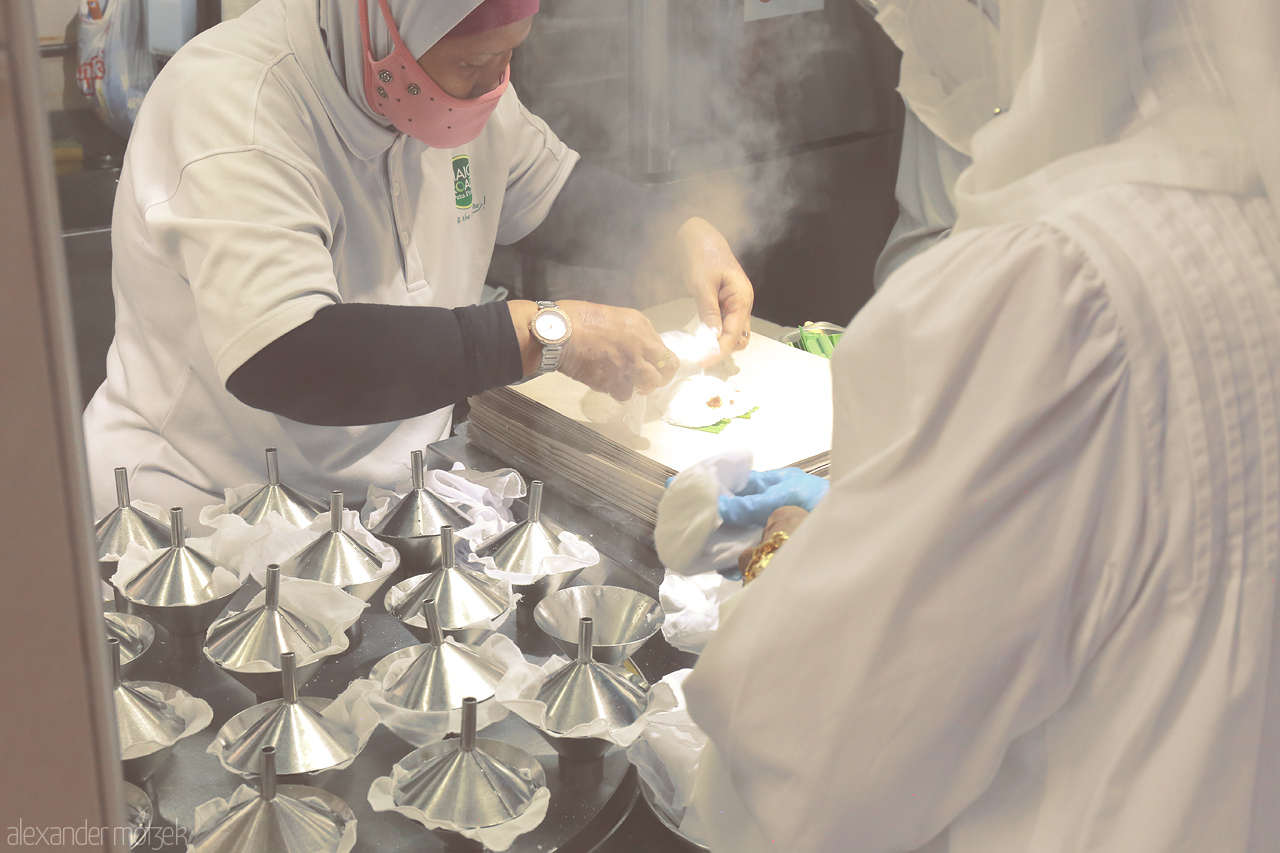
[{"x1": 716, "y1": 468, "x2": 829, "y2": 528}]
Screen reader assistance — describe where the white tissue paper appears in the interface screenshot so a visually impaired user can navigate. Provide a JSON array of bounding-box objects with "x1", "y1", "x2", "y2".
[
  {"x1": 368, "y1": 766, "x2": 551, "y2": 852},
  {"x1": 111, "y1": 542, "x2": 241, "y2": 603},
  {"x1": 360, "y1": 634, "x2": 545, "y2": 747},
  {"x1": 494, "y1": 653, "x2": 653, "y2": 746},
  {"x1": 207, "y1": 683, "x2": 379, "y2": 775},
  {"x1": 207, "y1": 578, "x2": 368, "y2": 671},
  {"x1": 655, "y1": 450, "x2": 761, "y2": 576},
  {"x1": 362, "y1": 462, "x2": 525, "y2": 547},
  {"x1": 202, "y1": 505, "x2": 305, "y2": 580},
  {"x1": 119, "y1": 684, "x2": 213, "y2": 760},
  {"x1": 228, "y1": 517, "x2": 317, "y2": 583},
  {"x1": 658, "y1": 572, "x2": 743, "y2": 656},
  {"x1": 615, "y1": 321, "x2": 723, "y2": 434},
  {"x1": 383, "y1": 581, "x2": 516, "y2": 636},
  {"x1": 625, "y1": 669, "x2": 709, "y2": 845},
  {"x1": 192, "y1": 784, "x2": 358, "y2": 852},
  {"x1": 472, "y1": 530, "x2": 600, "y2": 586}
]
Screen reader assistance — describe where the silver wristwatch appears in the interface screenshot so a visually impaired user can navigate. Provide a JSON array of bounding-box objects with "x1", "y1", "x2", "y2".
[{"x1": 529, "y1": 300, "x2": 572, "y2": 375}]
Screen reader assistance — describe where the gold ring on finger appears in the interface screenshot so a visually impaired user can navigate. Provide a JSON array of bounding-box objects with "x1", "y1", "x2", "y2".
[{"x1": 655, "y1": 349, "x2": 673, "y2": 370}]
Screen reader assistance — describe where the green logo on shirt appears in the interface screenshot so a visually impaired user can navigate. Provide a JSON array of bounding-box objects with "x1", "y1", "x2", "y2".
[{"x1": 453, "y1": 155, "x2": 473, "y2": 209}]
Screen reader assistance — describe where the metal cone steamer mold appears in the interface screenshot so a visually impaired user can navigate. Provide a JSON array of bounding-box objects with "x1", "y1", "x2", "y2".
[
  {"x1": 111, "y1": 507, "x2": 242, "y2": 638},
  {"x1": 191, "y1": 746, "x2": 357, "y2": 853},
  {"x1": 368, "y1": 698, "x2": 552, "y2": 852},
  {"x1": 495, "y1": 617, "x2": 652, "y2": 761},
  {"x1": 354, "y1": 599, "x2": 546, "y2": 747},
  {"x1": 363, "y1": 456, "x2": 526, "y2": 549},
  {"x1": 623, "y1": 669, "x2": 708, "y2": 850},
  {"x1": 533, "y1": 585, "x2": 665, "y2": 666},
  {"x1": 209, "y1": 653, "x2": 377, "y2": 782},
  {"x1": 385, "y1": 526, "x2": 515, "y2": 643},
  {"x1": 204, "y1": 565, "x2": 367, "y2": 699},
  {"x1": 270, "y1": 491, "x2": 399, "y2": 603},
  {"x1": 199, "y1": 448, "x2": 327, "y2": 530},
  {"x1": 470, "y1": 481, "x2": 600, "y2": 604},
  {"x1": 95, "y1": 467, "x2": 170, "y2": 571},
  {"x1": 361, "y1": 449, "x2": 471, "y2": 575},
  {"x1": 108, "y1": 638, "x2": 214, "y2": 783},
  {"x1": 122, "y1": 782, "x2": 154, "y2": 849}
]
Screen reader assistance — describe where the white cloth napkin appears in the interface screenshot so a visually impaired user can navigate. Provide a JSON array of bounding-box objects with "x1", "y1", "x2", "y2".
[
  {"x1": 119, "y1": 684, "x2": 213, "y2": 760},
  {"x1": 624, "y1": 669, "x2": 709, "y2": 844},
  {"x1": 658, "y1": 572, "x2": 744, "y2": 656},
  {"x1": 616, "y1": 320, "x2": 723, "y2": 433},
  {"x1": 368, "y1": 769, "x2": 551, "y2": 852},
  {"x1": 655, "y1": 450, "x2": 761, "y2": 576}
]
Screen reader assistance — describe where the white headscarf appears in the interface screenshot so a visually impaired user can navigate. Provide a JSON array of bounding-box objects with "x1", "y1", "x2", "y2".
[
  {"x1": 877, "y1": 0, "x2": 1280, "y2": 229},
  {"x1": 316, "y1": 0, "x2": 484, "y2": 122}
]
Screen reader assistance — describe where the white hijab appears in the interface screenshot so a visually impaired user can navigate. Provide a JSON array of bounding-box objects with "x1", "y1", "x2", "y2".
[
  {"x1": 876, "y1": 0, "x2": 1280, "y2": 229},
  {"x1": 316, "y1": 0, "x2": 484, "y2": 122}
]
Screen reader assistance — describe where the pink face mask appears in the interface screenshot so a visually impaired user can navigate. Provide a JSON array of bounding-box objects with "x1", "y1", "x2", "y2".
[{"x1": 360, "y1": 0, "x2": 509, "y2": 149}]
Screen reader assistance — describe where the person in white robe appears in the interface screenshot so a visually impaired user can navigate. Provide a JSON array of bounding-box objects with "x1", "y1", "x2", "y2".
[{"x1": 683, "y1": 0, "x2": 1280, "y2": 851}]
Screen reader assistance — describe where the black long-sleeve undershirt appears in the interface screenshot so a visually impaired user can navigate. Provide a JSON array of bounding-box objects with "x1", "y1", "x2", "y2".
[
  {"x1": 227, "y1": 162, "x2": 687, "y2": 427},
  {"x1": 226, "y1": 301, "x2": 522, "y2": 426}
]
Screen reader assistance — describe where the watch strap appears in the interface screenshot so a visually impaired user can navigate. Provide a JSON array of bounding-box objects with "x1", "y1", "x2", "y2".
[{"x1": 534, "y1": 301, "x2": 565, "y2": 375}]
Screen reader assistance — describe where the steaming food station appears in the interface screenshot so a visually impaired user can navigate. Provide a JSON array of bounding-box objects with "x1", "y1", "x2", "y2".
[
  {"x1": 92, "y1": 295, "x2": 838, "y2": 851},
  {"x1": 7, "y1": 0, "x2": 902, "y2": 849}
]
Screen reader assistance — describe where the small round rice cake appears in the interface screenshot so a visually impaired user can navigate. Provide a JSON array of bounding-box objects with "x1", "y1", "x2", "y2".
[{"x1": 662, "y1": 375, "x2": 753, "y2": 428}]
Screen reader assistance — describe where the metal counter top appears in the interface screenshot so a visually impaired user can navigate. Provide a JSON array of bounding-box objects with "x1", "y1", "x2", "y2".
[{"x1": 116, "y1": 435, "x2": 697, "y2": 852}]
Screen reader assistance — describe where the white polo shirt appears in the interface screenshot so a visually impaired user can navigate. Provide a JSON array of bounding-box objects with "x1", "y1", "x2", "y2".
[{"x1": 82, "y1": 0, "x2": 578, "y2": 522}]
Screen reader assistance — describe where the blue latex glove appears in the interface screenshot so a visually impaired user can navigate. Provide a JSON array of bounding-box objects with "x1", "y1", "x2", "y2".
[{"x1": 716, "y1": 468, "x2": 829, "y2": 528}]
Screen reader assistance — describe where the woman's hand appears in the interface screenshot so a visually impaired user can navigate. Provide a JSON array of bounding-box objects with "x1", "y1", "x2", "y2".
[
  {"x1": 554, "y1": 300, "x2": 681, "y2": 401},
  {"x1": 717, "y1": 468, "x2": 830, "y2": 528},
  {"x1": 677, "y1": 217, "x2": 755, "y2": 363}
]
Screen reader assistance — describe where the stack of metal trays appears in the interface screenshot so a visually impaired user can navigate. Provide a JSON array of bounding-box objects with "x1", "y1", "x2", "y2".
[
  {"x1": 468, "y1": 338, "x2": 832, "y2": 542},
  {"x1": 468, "y1": 385, "x2": 672, "y2": 537}
]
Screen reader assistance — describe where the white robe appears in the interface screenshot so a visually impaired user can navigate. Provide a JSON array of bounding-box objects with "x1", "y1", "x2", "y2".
[{"x1": 685, "y1": 183, "x2": 1280, "y2": 853}]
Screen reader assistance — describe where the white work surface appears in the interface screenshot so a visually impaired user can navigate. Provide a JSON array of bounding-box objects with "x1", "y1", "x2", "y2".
[{"x1": 514, "y1": 300, "x2": 833, "y2": 473}]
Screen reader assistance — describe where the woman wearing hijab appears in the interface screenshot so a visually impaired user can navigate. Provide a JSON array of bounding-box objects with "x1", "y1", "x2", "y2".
[
  {"x1": 687, "y1": 0, "x2": 1280, "y2": 851},
  {"x1": 82, "y1": 0, "x2": 753, "y2": 521}
]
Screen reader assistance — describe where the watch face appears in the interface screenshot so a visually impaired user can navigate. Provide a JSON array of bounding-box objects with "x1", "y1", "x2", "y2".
[{"x1": 534, "y1": 310, "x2": 569, "y2": 343}]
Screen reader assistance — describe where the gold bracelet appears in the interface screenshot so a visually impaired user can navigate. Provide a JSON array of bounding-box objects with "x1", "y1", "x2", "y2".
[{"x1": 743, "y1": 530, "x2": 790, "y2": 584}]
